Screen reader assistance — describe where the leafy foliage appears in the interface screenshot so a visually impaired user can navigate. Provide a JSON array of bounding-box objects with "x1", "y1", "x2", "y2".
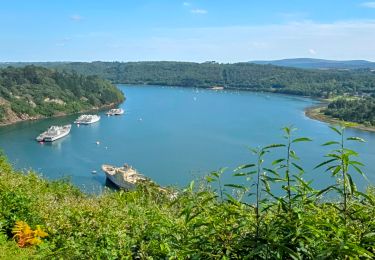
[
  {"x1": 0, "y1": 65, "x2": 124, "y2": 122},
  {"x1": 325, "y1": 97, "x2": 375, "y2": 126},
  {"x1": 12, "y1": 221, "x2": 48, "y2": 248},
  {"x1": 2, "y1": 61, "x2": 375, "y2": 98},
  {"x1": 0, "y1": 127, "x2": 374, "y2": 258}
]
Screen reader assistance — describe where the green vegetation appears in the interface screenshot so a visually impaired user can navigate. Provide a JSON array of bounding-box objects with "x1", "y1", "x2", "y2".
[
  {"x1": 325, "y1": 97, "x2": 375, "y2": 126},
  {"x1": 0, "y1": 127, "x2": 374, "y2": 259},
  {"x1": 4, "y1": 61, "x2": 375, "y2": 98},
  {"x1": 0, "y1": 65, "x2": 124, "y2": 123}
]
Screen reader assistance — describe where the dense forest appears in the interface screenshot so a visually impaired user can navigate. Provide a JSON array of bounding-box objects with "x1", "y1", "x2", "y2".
[
  {"x1": 2, "y1": 61, "x2": 375, "y2": 98},
  {"x1": 0, "y1": 66, "x2": 124, "y2": 124},
  {"x1": 0, "y1": 127, "x2": 374, "y2": 258},
  {"x1": 2, "y1": 61, "x2": 375, "y2": 126},
  {"x1": 324, "y1": 97, "x2": 375, "y2": 126}
]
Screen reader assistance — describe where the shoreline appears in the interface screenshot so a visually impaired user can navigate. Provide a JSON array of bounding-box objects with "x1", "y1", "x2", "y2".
[
  {"x1": 0, "y1": 102, "x2": 119, "y2": 127},
  {"x1": 305, "y1": 104, "x2": 375, "y2": 133}
]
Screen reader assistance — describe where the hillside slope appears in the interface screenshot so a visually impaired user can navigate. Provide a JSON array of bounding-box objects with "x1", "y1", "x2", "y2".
[
  {"x1": 0, "y1": 66, "x2": 124, "y2": 125},
  {"x1": 2, "y1": 61, "x2": 375, "y2": 98}
]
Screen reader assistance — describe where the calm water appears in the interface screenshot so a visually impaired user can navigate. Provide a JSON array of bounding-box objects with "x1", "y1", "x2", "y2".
[{"x1": 0, "y1": 85, "x2": 374, "y2": 193}]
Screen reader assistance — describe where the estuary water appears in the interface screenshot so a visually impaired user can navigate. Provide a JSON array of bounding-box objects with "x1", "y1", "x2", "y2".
[{"x1": 0, "y1": 85, "x2": 374, "y2": 193}]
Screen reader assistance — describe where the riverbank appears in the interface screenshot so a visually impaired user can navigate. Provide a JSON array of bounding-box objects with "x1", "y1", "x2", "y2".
[
  {"x1": 305, "y1": 104, "x2": 375, "y2": 133},
  {"x1": 0, "y1": 102, "x2": 119, "y2": 127}
]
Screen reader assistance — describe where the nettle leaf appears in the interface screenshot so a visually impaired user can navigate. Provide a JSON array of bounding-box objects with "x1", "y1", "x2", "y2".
[
  {"x1": 224, "y1": 184, "x2": 246, "y2": 191},
  {"x1": 264, "y1": 168, "x2": 279, "y2": 176},
  {"x1": 234, "y1": 164, "x2": 256, "y2": 171},
  {"x1": 292, "y1": 137, "x2": 312, "y2": 143},
  {"x1": 263, "y1": 144, "x2": 285, "y2": 150},
  {"x1": 332, "y1": 165, "x2": 341, "y2": 176},
  {"x1": 329, "y1": 126, "x2": 342, "y2": 135},
  {"x1": 315, "y1": 158, "x2": 337, "y2": 169},
  {"x1": 347, "y1": 137, "x2": 365, "y2": 142},
  {"x1": 272, "y1": 158, "x2": 285, "y2": 165},
  {"x1": 322, "y1": 141, "x2": 340, "y2": 146},
  {"x1": 351, "y1": 164, "x2": 365, "y2": 177},
  {"x1": 349, "y1": 160, "x2": 364, "y2": 167},
  {"x1": 292, "y1": 162, "x2": 304, "y2": 172},
  {"x1": 290, "y1": 150, "x2": 299, "y2": 160}
]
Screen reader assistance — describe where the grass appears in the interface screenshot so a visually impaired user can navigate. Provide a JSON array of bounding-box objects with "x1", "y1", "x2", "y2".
[{"x1": 0, "y1": 127, "x2": 374, "y2": 259}]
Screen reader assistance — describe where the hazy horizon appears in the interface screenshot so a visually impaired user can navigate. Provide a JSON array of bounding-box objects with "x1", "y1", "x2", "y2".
[{"x1": 1, "y1": 57, "x2": 375, "y2": 63}]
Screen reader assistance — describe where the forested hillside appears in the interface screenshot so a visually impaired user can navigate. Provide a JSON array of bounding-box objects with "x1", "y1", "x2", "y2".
[
  {"x1": 0, "y1": 66, "x2": 124, "y2": 124},
  {"x1": 324, "y1": 97, "x2": 375, "y2": 126},
  {"x1": 2, "y1": 61, "x2": 375, "y2": 98}
]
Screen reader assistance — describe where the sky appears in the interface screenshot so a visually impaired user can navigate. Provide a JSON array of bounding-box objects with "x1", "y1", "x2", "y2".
[{"x1": 1, "y1": 0, "x2": 375, "y2": 62}]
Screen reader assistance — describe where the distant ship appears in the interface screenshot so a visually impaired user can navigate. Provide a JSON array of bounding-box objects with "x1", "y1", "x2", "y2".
[
  {"x1": 210, "y1": 86, "x2": 224, "y2": 90},
  {"x1": 74, "y1": 114, "x2": 100, "y2": 124},
  {"x1": 106, "y1": 108, "x2": 124, "y2": 116},
  {"x1": 36, "y1": 124, "x2": 71, "y2": 142}
]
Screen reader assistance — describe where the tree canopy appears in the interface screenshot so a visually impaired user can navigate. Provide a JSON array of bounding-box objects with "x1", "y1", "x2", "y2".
[{"x1": 0, "y1": 66, "x2": 124, "y2": 123}]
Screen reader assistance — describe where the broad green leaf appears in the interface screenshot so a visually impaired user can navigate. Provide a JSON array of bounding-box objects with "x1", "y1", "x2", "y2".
[
  {"x1": 347, "y1": 137, "x2": 365, "y2": 142},
  {"x1": 329, "y1": 126, "x2": 342, "y2": 135},
  {"x1": 224, "y1": 184, "x2": 246, "y2": 190},
  {"x1": 234, "y1": 164, "x2": 256, "y2": 171},
  {"x1": 292, "y1": 137, "x2": 312, "y2": 143},
  {"x1": 263, "y1": 144, "x2": 286, "y2": 150},
  {"x1": 322, "y1": 141, "x2": 340, "y2": 146},
  {"x1": 292, "y1": 162, "x2": 304, "y2": 172},
  {"x1": 272, "y1": 158, "x2": 285, "y2": 165},
  {"x1": 314, "y1": 158, "x2": 337, "y2": 169}
]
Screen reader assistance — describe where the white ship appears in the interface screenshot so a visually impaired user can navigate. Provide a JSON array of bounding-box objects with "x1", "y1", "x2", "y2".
[
  {"x1": 74, "y1": 114, "x2": 101, "y2": 124},
  {"x1": 106, "y1": 108, "x2": 124, "y2": 116},
  {"x1": 36, "y1": 124, "x2": 71, "y2": 142},
  {"x1": 102, "y1": 164, "x2": 147, "y2": 190}
]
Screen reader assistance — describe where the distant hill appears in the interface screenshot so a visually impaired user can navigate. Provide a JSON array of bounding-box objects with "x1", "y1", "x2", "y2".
[
  {"x1": 1, "y1": 61, "x2": 375, "y2": 99},
  {"x1": 250, "y1": 58, "x2": 375, "y2": 69}
]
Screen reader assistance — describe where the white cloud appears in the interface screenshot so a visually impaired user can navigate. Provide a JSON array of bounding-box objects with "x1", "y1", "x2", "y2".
[
  {"x1": 191, "y1": 9, "x2": 207, "y2": 14},
  {"x1": 361, "y1": 2, "x2": 375, "y2": 8},
  {"x1": 309, "y1": 48, "x2": 317, "y2": 55},
  {"x1": 70, "y1": 15, "x2": 83, "y2": 22},
  {"x1": 183, "y1": 2, "x2": 190, "y2": 7}
]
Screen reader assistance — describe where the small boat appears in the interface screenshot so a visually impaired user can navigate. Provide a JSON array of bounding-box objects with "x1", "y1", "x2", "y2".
[
  {"x1": 102, "y1": 164, "x2": 148, "y2": 190},
  {"x1": 106, "y1": 108, "x2": 124, "y2": 116},
  {"x1": 74, "y1": 114, "x2": 100, "y2": 124},
  {"x1": 36, "y1": 124, "x2": 71, "y2": 142}
]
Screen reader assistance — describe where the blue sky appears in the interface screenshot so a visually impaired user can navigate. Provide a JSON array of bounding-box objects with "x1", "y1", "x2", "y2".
[{"x1": 1, "y1": 0, "x2": 375, "y2": 62}]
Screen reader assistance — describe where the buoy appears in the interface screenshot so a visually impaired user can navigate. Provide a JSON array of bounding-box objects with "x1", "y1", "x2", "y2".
[
  {"x1": 92, "y1": 170, "x2": 97, "y2": 174},
  {"x1": 96, "y1": 141, "x2": 100, "y2": 145}
]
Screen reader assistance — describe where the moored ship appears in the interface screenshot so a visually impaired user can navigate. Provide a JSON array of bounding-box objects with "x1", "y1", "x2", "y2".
[
  {"x1": 106, "y1": 108, "x2": 124, "y2": 116},
  {"x1": 36, "y1": 124, "x2": 72, "y2": 142},
  {"x1": 74, "y1": 114, "x2": 101, "y2": 124},
  {"x1": 101, "y1": 164, "x2": 175, "y2": 198},
  {"x1": 102, "y1": 164, "x2": 147, "y2": 190}
]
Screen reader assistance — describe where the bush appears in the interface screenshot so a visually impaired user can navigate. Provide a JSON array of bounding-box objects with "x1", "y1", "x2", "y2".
[{"x1": 0, "y1": 127, "x2": 374, "y2": 258}]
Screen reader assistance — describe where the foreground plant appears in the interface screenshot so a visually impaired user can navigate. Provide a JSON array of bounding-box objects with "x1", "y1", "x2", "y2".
[
  {"x1": 315, "y1": 126, "x2": 368, "y2": 220},
  {"x1": 12, "y1": 221, "x2": 48, "y2": 248}
]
